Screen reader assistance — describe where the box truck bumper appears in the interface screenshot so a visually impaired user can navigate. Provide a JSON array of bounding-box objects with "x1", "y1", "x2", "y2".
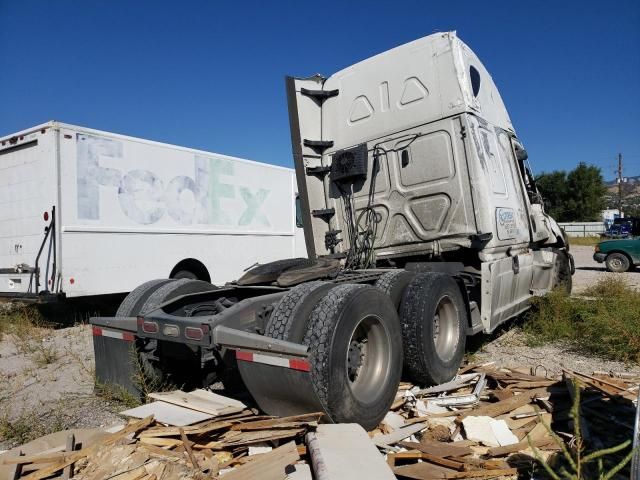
[{"x1": 0, "y1": 290, "x2": 64, "y2": 304}]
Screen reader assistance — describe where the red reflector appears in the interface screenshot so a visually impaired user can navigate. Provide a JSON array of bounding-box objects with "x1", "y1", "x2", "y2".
[
  {"x1": 290, "y1": 358, "x2": 311, "y2": 372},
  {"x1": 69, "y1": 278, "x2": 75, "y2": 284},
  {"x1": 44, "y1": 211, "x2": 49, "y2": 221},
  {"x1": 185, "y1": 326, "x2": 204, "y2": 340},
  {"x1": 122, "y1": 332, "x2": 135, "y2": 341},
  {"x1": 142, "y1": 321, "x2": 159, "y2": 334},
  {"x1": 236, "y1": 350, "x2": 253, "y2": 362},
  {"x1": 92, "y1": 326, "x2": 103, "y2": 336}
]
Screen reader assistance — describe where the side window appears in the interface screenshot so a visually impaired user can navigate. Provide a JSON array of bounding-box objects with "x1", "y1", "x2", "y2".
[{"x1": 295, "y1": 195, "x2": 303, "y2": 228}]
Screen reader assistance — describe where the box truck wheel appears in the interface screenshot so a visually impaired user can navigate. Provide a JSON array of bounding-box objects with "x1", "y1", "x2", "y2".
[
  {"x1": 265, "y1": 281, "x2": 335, "y2": 341},
  {"x1": 302, "y1": 284, "x2": 403, "y2": 430},
  {"x1": 374, "y1": 270, "x2": 415, "y2": 309},
  {"x1": 400, "y1": 273, "x2": 466, "y2": 386}
]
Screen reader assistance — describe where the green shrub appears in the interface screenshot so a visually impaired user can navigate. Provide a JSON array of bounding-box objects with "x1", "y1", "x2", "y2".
[{"x1": 525, "y1": 278, "x2": 640, "y2": 363}]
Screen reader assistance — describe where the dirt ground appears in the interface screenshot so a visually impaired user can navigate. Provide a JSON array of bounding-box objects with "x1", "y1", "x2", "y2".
[
  {"x1": 571, "y1": 244, "x2": 640, "y2": 293},
  {"x1": 0, "y1": 244, "x2": 638, "y2": 451}
]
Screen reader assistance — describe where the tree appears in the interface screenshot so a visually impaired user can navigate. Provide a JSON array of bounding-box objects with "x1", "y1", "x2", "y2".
[
  {"x1": 536, "y1": 163, "x2": 606, "y2": 222},
  {"x1": 565, "y1": 163, "x2": 607, "y2": 221},
  {"x1": 536, "y1": 171, "x2": 568, "y2": 220}
]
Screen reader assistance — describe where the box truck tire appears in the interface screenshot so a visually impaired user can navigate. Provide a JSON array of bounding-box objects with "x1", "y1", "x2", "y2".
[
  {"x1": 302, "y1": 284, "x2": 402, "y2": 430},
  {"x1": 400, "y1": 273, "x2": 467, "y2": 386}
]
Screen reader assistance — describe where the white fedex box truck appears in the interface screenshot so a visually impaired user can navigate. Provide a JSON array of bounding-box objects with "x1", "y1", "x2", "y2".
[{"x1": 0, "y1": 121, "x2": 306, "y2": 304}]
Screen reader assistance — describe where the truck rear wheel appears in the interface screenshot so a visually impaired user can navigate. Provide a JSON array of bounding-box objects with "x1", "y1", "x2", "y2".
[
  {"x1": 303, "y1": 284, "x2": 403, "y2": 430},
  {"x1": 400, "y1": 273, "x2": 466, "y2": 386},
  {"x1": 116, "y1": 279, "x2": 174, "y2": 317},
  {"x1": 374, "y1": 270, "x2": 415, "y2": 309},
  {"x1": 265, "y1": 281, "x2": 334, "y2": 341},
  {"x1": 116, "y1": 279, "x2": 218, "y2": 393}
]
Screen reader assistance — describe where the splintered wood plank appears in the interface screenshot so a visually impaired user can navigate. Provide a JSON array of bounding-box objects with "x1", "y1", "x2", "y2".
[
  {"x1": 486, "y1": 437, "x2": 555, "y2": 457},
  {"x1": 139, "y1": 420, "x2": 233, "y2": 437},
  {"x1": 399, "y1": 440, "x2": 473, "y2": 458},
  {"x1": 444, "y1": 468, "x2": 518, "y2": 478},
  {"x1": 149, "y1": 389, "x2": 246, "y2": 416},
  {"x1": 457, "y1": 388, "x2": 550, "y2": 420},
  {"x1": 221, "y1": 441, "x2": 299, "y2": 480},
  {"x1": 393, "y1": 462, "x2": 453, "y2": 479},
  {"x1": 195, "y1": 428, "x2": 305, "y2": 449},
  {"x1": 372, "y1": 422, "x2": 427, "y2": 447},
  {"x1": 230, "y1": 413, "x2": 323, "y2": 431},
  {"x1": 121, "y1": 401, "x2": 213, "y2": 426}
]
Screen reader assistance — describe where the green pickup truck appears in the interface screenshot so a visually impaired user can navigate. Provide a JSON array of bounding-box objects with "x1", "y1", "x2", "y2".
[{"x1": 594, "y1": 238, "x2": 640, "y2": 272}]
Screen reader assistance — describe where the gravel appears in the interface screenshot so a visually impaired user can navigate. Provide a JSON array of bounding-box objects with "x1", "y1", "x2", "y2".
[{"x1": 571, "y1": 245, "x2": 640, "y2": 293}]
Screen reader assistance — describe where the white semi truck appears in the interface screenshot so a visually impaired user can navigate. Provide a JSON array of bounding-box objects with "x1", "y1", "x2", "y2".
[
  {"x1": 0, "y1": 122, "x2": 305, "y2": 304},
  {"x1": 92, "y1": 32, "x2": 573, "y2": 429}
]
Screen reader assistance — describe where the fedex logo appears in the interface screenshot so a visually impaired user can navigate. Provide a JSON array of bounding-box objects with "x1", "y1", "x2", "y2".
[{"x1": 76, "y1": 134, "x2": 270, "y2": 226}]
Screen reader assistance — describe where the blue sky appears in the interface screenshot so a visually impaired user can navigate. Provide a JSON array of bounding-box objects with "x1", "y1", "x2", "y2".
[{"x1": 1, "y1": 1, "x2": 638, "y2": 179}]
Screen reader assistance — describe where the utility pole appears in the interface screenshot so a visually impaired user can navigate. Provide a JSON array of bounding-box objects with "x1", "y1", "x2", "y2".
[{"x1": 617, "y1": 153, "x2": 623, "y2": 215}]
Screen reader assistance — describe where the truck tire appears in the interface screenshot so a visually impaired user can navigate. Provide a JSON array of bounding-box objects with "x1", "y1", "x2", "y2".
[
  {"x1": 374, "y1": 270, "x2": 415, "y2": 309},
  {"x1": 171, "y1": 269, "x2": 198, "y2": 280},
  {"x1": 116, "y1": 279, "x2": 174, "y2": 317},
  {"x1": 606, "y1": 252, "x2": 631, "y2": 273},
  {"x1": 265, "y1": 281, "x2": 334, "y2": 342},
  {"x1": 302, "y1": 284, "x2": 403, "y2": 430},
  {"x1": 117, "y1": 279, "x2": 218, "y2": 393},
  {"x1": 140, "y1": 278, "x2": 217, "y2": 315},
  {"x1": 552, "y1": 249, "x2": 573, "y2": 294},
  {"x1": 400, "y1": 273, "x2": 467, "y2": 386}
]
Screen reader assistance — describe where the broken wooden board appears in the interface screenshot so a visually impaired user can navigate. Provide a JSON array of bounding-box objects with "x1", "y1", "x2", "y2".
[
  {"x1": 308, "y1": 424, "x2": 396, "y2": 480},
  {"x1": 195, "y1": 428, "x2": 305, "y2": 449},
  {"x1": 220, "y1": 441, "x2": 299, "y2": 480},
  {"x1": 229, "y1": 413, "x2": 323, "y2": 431},
  {"x1": 149, "y1": 389, "x2": 246, "y2": 416},
  {"x1": 120, "y1": 401, "x2": 213, "y2": 426},
  {"x1": 372, "y1": 422, "x2": 427, "y2": 447},
  {"x1": 399, "y1": 440, "x2": 473, "y2": 458}
]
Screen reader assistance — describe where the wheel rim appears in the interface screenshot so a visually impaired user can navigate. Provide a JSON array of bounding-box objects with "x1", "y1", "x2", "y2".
[
  {"x1": 345, "y1": 315, "x2": 391, "y2": 402},
  {"x1": 610, "y1": 257, "x2": 624, "y2": 270},
  {"x1": 433, "y1": 295, "x2": 459, "y2": 363}
]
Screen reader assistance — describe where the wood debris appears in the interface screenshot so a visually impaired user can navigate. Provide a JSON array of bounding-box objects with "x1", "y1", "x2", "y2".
[{"x1": 1, "y1": 365, "x2": 638, "y2": 479}]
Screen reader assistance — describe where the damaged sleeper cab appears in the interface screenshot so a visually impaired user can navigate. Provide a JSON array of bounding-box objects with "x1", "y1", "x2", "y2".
[{"x1": 92, "y1": 31, "x2": 572, "y2": 430}]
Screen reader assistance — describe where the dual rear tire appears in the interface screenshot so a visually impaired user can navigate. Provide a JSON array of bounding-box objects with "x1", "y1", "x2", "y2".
[
  {"x1": 264, "y1": 272, "x2": 468, "y2": 429},
  {"x1": 266, "y1": 282, "x2": 403, "y2": 430}
]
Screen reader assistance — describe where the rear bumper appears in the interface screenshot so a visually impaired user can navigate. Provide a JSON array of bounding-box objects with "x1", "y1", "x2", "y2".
[
  {"x1": 0, "y1": 291, "x2": 64, "y2": 304},
  {"x1": 593, "y1": 253, "x2": 607, "y2": 263}
]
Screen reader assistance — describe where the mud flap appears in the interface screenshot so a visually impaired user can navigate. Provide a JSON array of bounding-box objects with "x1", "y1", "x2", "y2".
[
  {"x1": 90, "y1": 316, "x2": 139, "y2": 397},
  {"x1": 235, "y1": 350, "x2": 327, "y2": 418}
]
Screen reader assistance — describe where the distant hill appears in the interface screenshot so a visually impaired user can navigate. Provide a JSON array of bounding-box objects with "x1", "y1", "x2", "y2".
[
  {"x1": 605, "y1": 175, "x2": 640, "y2": 187},
  {"x1": 604, "y1": 175, "x2": 640, "y2": 214}
]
